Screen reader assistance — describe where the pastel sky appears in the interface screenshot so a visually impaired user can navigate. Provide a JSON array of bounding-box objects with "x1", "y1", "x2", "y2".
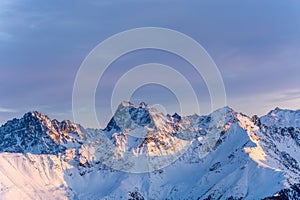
[{"x1": 1, "y1": 0, "x2": 300, "y2": 128}]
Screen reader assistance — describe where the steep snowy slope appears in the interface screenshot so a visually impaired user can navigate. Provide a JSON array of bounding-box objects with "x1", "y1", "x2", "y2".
[
  {"x1": 255, "y1": 108, "x2": 300, "y2": 185},
  {"x1": 0, "y1": 103, "x2": 299, "y2": 199},
  {"x1": 0, "y1": 152, "x2": 74, "y2": 199}
]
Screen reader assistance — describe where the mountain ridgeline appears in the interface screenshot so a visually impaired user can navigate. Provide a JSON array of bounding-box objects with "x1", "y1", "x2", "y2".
[{"x1": 0, "y1": 102, "x2": 299, "y2": 200}]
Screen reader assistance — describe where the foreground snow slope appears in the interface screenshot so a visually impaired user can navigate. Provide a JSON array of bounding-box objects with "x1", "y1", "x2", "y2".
[
  {"x1": 0, "y1": 102, "x2": 299, "y2": 199},
  {"x1": 0, "y1": 153, "x2": 73, "y2": 199}
]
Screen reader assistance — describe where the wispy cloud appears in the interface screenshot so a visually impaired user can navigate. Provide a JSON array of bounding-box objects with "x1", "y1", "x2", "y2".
[
  {"x1": 271, "y1": 89, "x2": 300, "y2": 103},
  {"x1": 0, "y1": 107, "x2": 17, "y2": 113}
]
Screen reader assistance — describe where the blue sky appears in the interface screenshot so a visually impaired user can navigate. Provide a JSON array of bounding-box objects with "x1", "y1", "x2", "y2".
[{"x1": 1, "y1": 0, "x2": 300, "y2": 128}]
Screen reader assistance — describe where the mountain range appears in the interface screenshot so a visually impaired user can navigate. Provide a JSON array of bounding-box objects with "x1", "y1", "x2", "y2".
[{"x1": 0, "y1": 101, "x2": 299, "y2": 199}]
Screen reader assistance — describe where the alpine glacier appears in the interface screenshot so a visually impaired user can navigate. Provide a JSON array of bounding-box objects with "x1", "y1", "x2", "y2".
[{"x1": 0, "y1": 102, "x2": 299, "y2": 199}]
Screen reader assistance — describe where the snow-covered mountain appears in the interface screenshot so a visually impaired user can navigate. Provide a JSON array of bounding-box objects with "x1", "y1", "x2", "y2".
[
  {"x1": 0, "y1": 111, "x2": 85, "y2": 154},
  {"x1": 0, "y1": 102, "x2": 299, "y2": 199}
]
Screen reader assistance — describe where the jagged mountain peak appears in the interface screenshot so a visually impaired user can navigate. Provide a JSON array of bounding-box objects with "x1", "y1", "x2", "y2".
[
  {"x1": 119, "y1": 101, "x2": 150, "y2": 109},
  {"x1": 266, "y1": 107, "x2": 300, "y2": 116},
  {"x1": 24, "y1": 110, "x2": 46, "y2": 117},
  {"x1": 19, "y1": 111, "x2": 46, "y2": 123},
  {"x1": 260, "y1": 107, "x2": 300, "y2": 128},
  {"x1": 211, "y1": 106, "x2": 236, "y2": 117},
  {"x1": 2, "y1": 111, "x2": 51, "y2": 131},
  {"x1": 104, "y1": 101, "x2": 169, "y2": 132},
  {"x1": 201, "y1": 105, "x2": 237, "y2": 128},
  {"x1": 22, "y1": 111, "x2": 83, "y2": 138},
  {"x1": 171, "y1": 112, "x2": 181, "y2": 121},
  {"x1": 0, "y1": 111, "x2": 84, "y2": 154},
  {"x1": 216, "y1": 105, "x2": 234, "y2": 112},
  {"x1": 106, "y1": 103, "x2": 238, "y2": 132}
]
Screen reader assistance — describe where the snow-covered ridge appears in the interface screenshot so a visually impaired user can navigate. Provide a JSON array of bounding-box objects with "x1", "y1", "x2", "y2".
[
  {"x1": 0, "y1": 111, "x2": 84, "y2": 154},
  {"x1": 260, "y1": 107, "x2": 300, "y2": 128},
  {"x1": 0, "y1": 102, "x2": 299, "y2": 199}
]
